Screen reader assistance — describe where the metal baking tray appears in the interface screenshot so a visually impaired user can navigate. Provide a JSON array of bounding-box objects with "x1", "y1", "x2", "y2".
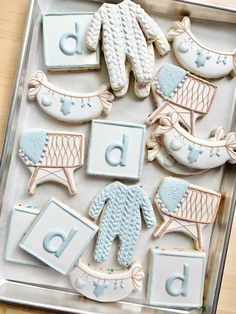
[{"x1": 0, "y1": 0, "x2": 235, "y2": 313}]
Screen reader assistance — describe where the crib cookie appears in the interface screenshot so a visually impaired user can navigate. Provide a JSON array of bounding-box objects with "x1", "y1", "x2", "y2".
[
  {"x1": 28, "y1": 71, "x2": 114, "y2": 123},
  {"x1": 154, "y1": 112, "x2": 236, "y2": 171},
  {"x1": 89, "y1": 181, "x2": 156, "y2": 267},
  {"x1": 20, "y1": 198, "x2": 99, "y2": 275},
  {"x1": 146, "y1": 64, "x2": 217, "y2": 134},
  {"x1": 147, "y1": 248, "x2": 206, "y2": 308},
  {"x1": 70, "y1": 260, "x2": 144, "y2": 302},
  {"x1": 86, "y1": 0, "x2": 169, "y2": 96},
  {"x1": 43, "y1": 13, "x2": 100, "y2": 71},
  {"x1": 5, "y1": 204, "x2": 45, "y2": 267},
  {"x1": 167, "y1": 17, "x2": 236, "y2": 79},
  {"x1": 153, "y1": 177, "x2": 221, "y2": 250},
  {"x1": 19, "y1": 129, "x2": 85, "y2": 195}
]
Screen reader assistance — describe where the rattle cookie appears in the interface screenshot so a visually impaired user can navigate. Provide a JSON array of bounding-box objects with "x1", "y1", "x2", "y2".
[
  {"x1": 146, "y1": 63, "x2": 217, "y2": 134},
  {"x1": 89, "y1": 181, "x2": 156, "y2": 267},
  {"x1": 28, "y1": 71, "x2": 114, "y2": 123},
  {"x1": 153, "y1": 177, "x2": 221, "y2": 250},
  {"x1": 168, "y1": 17, "x2": 236, "y2": 79},
  {"x1": 70, "y1": 260, "x2": 144, "y2": 302},
  {"x1": 86, "y1": 0, "x2": 170, "y2": 96},
  {"x1": 153, "y1": 112, "x2": 236, "y2": 171},
  {"x1": 19, "y1": 129, "x2": 85, "y2": 195}
]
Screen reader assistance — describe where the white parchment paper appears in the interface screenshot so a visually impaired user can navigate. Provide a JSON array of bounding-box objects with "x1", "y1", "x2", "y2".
[{"x1": 0, "y1": 0, "x2": 235, "y2": 305}]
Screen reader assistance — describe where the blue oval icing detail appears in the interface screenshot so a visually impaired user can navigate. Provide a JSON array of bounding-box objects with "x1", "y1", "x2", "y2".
[
  {"x1": 158, "y1": 177, "x2": 189, "y2": 212},
  {"x1": 20, "y1": 129, "x2": 48, "y2": 164},
  {"x1": 155, "y1": 64, "x2": 187, "y2": 97}
]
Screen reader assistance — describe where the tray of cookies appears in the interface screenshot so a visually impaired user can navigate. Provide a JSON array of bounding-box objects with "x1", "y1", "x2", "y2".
[{"x1": 0, "y1": 0, "x2": 235, "y2": 313}]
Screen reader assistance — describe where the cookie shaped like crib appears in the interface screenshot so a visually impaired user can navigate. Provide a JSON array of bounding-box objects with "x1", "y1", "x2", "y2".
[
  {"x1": 153, "y1": 177, "x2": 221, "y2": 250},
  {"x1": 147, "y1": 64, "x2": 217, "y2": 134},
  {"x1": 28, "y1": 71, "x2": 114, "y2": 123},
  {"x1": 19, "y1": 129, "x2": 85, "y2": 195}
]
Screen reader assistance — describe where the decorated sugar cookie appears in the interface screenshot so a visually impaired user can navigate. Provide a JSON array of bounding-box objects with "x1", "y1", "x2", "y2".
[
  {"x1": 86, "y1": 0, "x2": 170, "y2": 96},
  {"x1": 153, "y1": 177, "x2": 221, "y2": 250},
  {"x1": 153, "y1": 112, "x2": 236, "y2": 171},
  {"x1": 20, "y1": 198, "x2": 98, "y2": 275},
  {"x1": 19, "y1": 129, "x2": 85, "y2": 195},
  {"x1": 147, "y1": 133, "x2": 204, "y2": 176},
  {"x1": 89, "y1": 181, "x2": 156, "y2": 267},
  {"x1": 146, "y1": 64, "x2": 217, "y2": 134},
  {"x1": 28, "y1": 71, "x2": 114, "y2": 123},
  {"x1": 70, "y1": 260, "x2": 144, "y2": 302},
  {"x1": 43, "y1": 13, "x2": 101, "y2": 71},
  {"x1": 168, "y1": 17, "x2": 236, "y2": 79},
  {"x1": 147, "y1": 248, "x2": 206, "y2": 308}
]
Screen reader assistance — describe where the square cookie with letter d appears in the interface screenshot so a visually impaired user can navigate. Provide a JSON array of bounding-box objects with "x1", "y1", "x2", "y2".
[
  {"x1": 20, "y1": 198, "x2": 98, "y2": 275},
  {"x1": 147, "y1": 248, "x2": 206, "y2": 308},
  {"x1": 87, "y1": 120, "x2": 146, "y2": 180}
]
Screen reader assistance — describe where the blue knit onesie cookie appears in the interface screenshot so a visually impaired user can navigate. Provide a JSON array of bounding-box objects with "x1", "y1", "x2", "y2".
[{"x1": 89, "y1": 181, "x2": 156, "y2": 267}]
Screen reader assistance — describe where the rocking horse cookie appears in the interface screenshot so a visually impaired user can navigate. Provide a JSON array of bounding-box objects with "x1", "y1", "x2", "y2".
[
  {"x1": 153, "y1": 177, "x2": 221, "y2": 250},
  {"x1": 70, "y1": 260, "x2": 144, "y2": 302},
  {"x1": 19, "y1": 129, "x2": 85, "y2": 195},
  {"x1": 168, "y1": 16, "x2": 236, "y2": 79},
  {"x1": 28, "y1": 71, "x2": 114, "y2": 123},
  {"x1": 146, "y1": 64, "x2": 217, "y2": 134}
]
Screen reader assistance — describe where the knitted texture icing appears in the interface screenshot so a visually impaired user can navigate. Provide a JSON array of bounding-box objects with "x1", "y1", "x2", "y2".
[
  {"x1": 89, "y1": 181, "x2": 156, "y2": 267},
  {"x1": 86, "y1": 0, "x2": 169, "y2": 93}
]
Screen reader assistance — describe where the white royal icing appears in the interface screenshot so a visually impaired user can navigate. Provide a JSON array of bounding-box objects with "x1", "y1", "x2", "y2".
[
  {"x1": 28, "y1": 71, "x2": 114, "y2": 123},
  {"x1": 168, "y1": 17, "x2": 236, "y2": 79},
  {"x1": 70, "y1": 260, "x2": 144, "y2": 302}
]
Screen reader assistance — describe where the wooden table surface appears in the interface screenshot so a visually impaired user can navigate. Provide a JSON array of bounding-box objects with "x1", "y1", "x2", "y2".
[{"x1": 0, "y1": 0, "x2": 235, "y2": 313}]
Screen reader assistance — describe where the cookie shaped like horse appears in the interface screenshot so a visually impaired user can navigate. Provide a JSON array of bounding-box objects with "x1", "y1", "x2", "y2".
[
  {"x1": 28, "y1": 71, "x2": 114, "y2": 123},
  {"x1": 70, "y1": 260, "x2": 144, "y2": 302},
  {"x1": 168, "y1": 17, "x2": 236, "y2": 79},
  {"x1": 154, "y1": 112, "x2": 236, "y2": 170}
]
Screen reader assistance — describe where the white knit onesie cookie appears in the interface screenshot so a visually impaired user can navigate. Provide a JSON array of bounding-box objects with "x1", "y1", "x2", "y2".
[{"x1": 86, "y1": 0, "x2": 169, "y2": 95}]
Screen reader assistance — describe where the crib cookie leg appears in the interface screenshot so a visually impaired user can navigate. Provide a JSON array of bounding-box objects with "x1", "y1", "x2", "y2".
[
  {"x1": 27, "y1": 167, "x2": 40, "y2": 195},
  {"x1": 195, "y1": 223, "x2": 204, "y2": 251},
  {"x1": 63, "y1": 168, "x2": 77, "y2": 195},
  {"x1": 153, "y1": 217, "x2": 174, "y2": 238}
]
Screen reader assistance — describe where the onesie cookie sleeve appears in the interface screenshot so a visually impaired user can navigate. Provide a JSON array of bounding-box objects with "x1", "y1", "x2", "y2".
[
  {"x1": 86, "y1": 9, "x2": 103, "y2": 50},
  {"x1": 88, "y1": 183, "x2": 111, "y2": 220},
  {"x1": 135, "y1": 3, "x2": 170, "y2": 56},
  {"x1": 134, "y1": 3, "x2": 159, "y2": 41},
  {"x1": 139, "y1": 190, "x2": 156, "y2": 228}
]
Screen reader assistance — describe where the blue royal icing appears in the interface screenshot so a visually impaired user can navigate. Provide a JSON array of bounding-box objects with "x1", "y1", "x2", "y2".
[
  {"x1": 20, "y1": 129, "x2": 48, "y2": 164},
  {"x1": 105, "y1": 134, "x2": 129, "y2": 167},
  {"x1": 59, "y1": 22, "x2": 82, "y2": 56},
  {"x1": 158, "y1": 177, "x2": 189, "y2": 213},
  {"x1": 155, "y1": 64, "x2": 187, "y2": 97},
  {"x1": 195, "y1": 50, "x2": 211, "y2": 68},
  {"x1": 93, "y1": 281, "x2": 108, "y2": 297},
  {"x1": 187, "y1": 144, "x2": 204, "y2": 164},
  {"x1": 60, "y1": 96, "x2": 75, "y2": 115}
]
